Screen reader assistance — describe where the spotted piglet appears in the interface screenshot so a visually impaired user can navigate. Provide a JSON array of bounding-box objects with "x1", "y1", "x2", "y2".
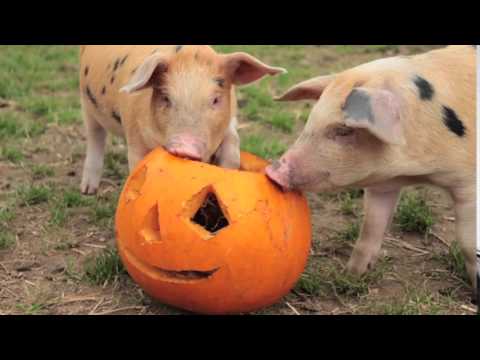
[
  {"x1": 266, "y1": 46, "x2": 477, "y2": 295},
  {"x1": 79, "y1": 45, "x2": 285, "y2": 194}
]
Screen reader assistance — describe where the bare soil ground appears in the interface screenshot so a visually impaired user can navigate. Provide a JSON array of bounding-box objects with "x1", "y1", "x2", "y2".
[{"x1": 0, "y1": 45, "x2": 476, "y2": 315}]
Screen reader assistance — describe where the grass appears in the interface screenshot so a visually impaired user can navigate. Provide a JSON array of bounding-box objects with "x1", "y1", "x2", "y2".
[
  {"x1": 84, "y1": 247, "x2": 125, "y2": 285},
  {"x1": 433, "y1": 241, "x2": 469, "y2": 284},
  {"x1": 339, "y1": 192, "x2": 359, "y2": 216},
  {"x1": 296, "y1": 258, "x2": 391, "y2": 300},
  {"x1": 394, "y1": 191, "x2": 435, "y2": 235},
  {"x1": 50, "y1": 188, "x2": 95, "y2": 226},
  {"x1": 31, "y1": 164, "x2": 54, "y2": 180},
  {"x1": 17, "y1": 184, "x2": 53, "y2": 206},
  {"x1": 0, "y1": 232, "x2": 15, "y2": 250},
  {"x1": 375, "y1": 290, "x2": 447, "y2": 315},
  {"x1": 104, "y1": 151, "x2": 128, "y2": 180},
  {"x1": 0, "y1": 112, "x2": 47, "y2": 140},
  {"x1": 1, "y1": 147, "x2": 24, "y2": 164},
  {"x1": 241, "y1": 134, "x2": 287, "y2": 160},
  {"x1": 336, "y1": 221, "x2": 361, "y2": 243}
]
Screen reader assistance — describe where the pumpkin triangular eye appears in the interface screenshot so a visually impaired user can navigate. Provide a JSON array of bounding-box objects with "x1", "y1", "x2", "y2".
[{"x1": 191, "y1": 192, "x2": 229, "y2": 234}]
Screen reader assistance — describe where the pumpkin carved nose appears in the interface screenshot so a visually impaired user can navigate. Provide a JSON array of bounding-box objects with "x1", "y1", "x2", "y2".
[{"x1": 191, "y1": 192, "x2": 229, "y2": 234}]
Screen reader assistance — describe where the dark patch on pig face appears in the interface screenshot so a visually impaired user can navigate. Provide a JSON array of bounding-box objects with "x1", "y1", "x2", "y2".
[
  {"x1": 442, "y1": 106, "x2": 466, "y2": 137},
  {"x1": 112, "y1": 110, "x2": 122, "y2": 124},
  {"x1": 413, "y1": 75, "x2": 434, "y2": 100},
  {"x1": 101, "y1": 86, "x2": 106, "y2": 95},
  {"x1": 176, "y1": 45, "x2": 183, "y2": 53},
  {"x1": 110, "y1": 76, "x2": 115, "y2": 85},
  {"x1": 84, "y1": 66, "x2": 89, "y2": 77},
  {"x1": 343, "y1": 89, "x2": 374, "y2": 123},
  {"x1": 85, "y1": 86, "x2": 98, "y2": 108}
]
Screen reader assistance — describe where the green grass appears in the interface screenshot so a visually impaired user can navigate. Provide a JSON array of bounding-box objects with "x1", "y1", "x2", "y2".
[
  {"x1": 0, "y1": 112, "x2": 47, "y2": 140},
  {"x1": 16, "y1": 303, "x2": 47, "y2": 315},
  {"x1": 394, "y1": 191, "x2": 435, "y2": 235},
  {"x1": 1, "y1": 147, "x2": 24, "y2": 164},
  {"x1": 0, "y1": 45, "x2": 81, "y2": 125},
  {"x1": 31, "y1": 164, "x2": 55, "y2": 180},
  {"x1": 296, "y1": 258, "x2": 391, "y2": 300},
  {"x1": 84, "y1": 247, "x2": 125, "y2": 285},
  {"x1": 376, "y1": 291, "x2": 446, "y2": 315},
  {"x1": 104, "y1": 151, "x2": 128, "y2": 179},
  {"x1": 339, "y1": 192, "x2": 359, "y2": 216},
  {"x1": 17, "y1": 184, "x2": 53, "y2": 206},
  {"x1": 240, "y1": 134, "x2": 287, "y2": 160},
  {"x1": 295, "y1": 273, "x2": 324, "y2": 296},
  {"x1": 266, "y1": 112, "x2": 295, "y2": 133},
  {"x1": 49, "y1": 188, "x2": 94, "y2": 226},
  {"x1": 433, "y1": 241, "x2": 469, "y2": 284},
  {"x1": 0, "y1": 232, "x2": 15, "y2": 250},
  {"x1": 336, "y1": 221, "x2": 361, "y2": 243},
  {"x1": 31, "y1": 164, "x2": 54, "y2": 180},
  {"x1": 0, "y1": 206, "x2": 15, "y2": 224}
]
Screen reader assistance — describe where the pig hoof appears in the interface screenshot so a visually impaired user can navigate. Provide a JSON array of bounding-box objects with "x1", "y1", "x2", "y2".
[
  {"x1": 346, "y1": 259, "x2": 369, "y2": 276},
  {"x1": 80, "y1": 179, "x2": 100, "y2": 195}
]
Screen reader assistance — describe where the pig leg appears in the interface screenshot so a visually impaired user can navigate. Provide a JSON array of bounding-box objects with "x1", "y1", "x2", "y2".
[
  {"x1": 454, "y1": 200, "x2": 477, "y2": 293},
  {"x1": 347, "y1": 187, "x2": 401, "y2": 275},
  {"x1": 127, "y1": 141, "x2": 149, "y2": 173},
  {"x1": 213, "y1": 117, "x2": 240, "y2": 169},
  {"x1": 80, "y1": 110, "x2": 107, "y2": 195}
]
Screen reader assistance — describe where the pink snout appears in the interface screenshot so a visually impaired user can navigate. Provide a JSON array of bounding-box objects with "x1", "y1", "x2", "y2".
[
  {"x1": 265, "y1": 158, "x2": 293, "y2": 191},
  {"x1": 165, "y1": 135, "x2": 207, "y2": 162}
]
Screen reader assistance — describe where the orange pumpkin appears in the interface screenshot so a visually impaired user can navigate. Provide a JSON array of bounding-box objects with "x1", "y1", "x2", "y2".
[{"x1": 115, "y1": 148, "x2": 312, "y2": 314}]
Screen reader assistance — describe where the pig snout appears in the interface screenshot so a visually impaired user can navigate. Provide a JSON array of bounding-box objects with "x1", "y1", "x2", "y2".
[
  {"x1": 266, "y1": 157, "x2": 294, "y2": 191},
  {"x1": 165, "y1": 135, "x2": 207, "y2": 161}
]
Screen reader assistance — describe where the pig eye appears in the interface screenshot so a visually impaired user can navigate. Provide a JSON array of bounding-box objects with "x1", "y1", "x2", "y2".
[{"x1": 161, "y1": 95, "x2": 171, "y2": 107}]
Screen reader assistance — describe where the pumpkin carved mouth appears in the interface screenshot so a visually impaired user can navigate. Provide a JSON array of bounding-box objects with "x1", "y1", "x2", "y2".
[{"x1": 122, "y1": 247, "x2": 220, "y2": 284}]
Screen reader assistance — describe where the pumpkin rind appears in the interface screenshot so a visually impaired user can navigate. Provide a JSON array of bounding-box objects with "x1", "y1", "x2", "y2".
[{"x1": 115, "y1": 148, "x2": 312, "y2": 314}]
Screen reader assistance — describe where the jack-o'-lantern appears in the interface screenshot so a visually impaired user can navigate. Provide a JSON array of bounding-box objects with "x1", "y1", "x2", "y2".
[{"x1": 115, "y1": 148, "x2": 311, "y2": 314}]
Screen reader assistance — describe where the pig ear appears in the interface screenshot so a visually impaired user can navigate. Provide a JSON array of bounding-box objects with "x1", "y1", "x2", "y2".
[
  {"x1": 275, "y1": 75, "x2": 336, "y2": 102},
  {"x1": 120, "y1": 54, "x2": 169, "y2": 93},
  {"x1": 223, "y1": 52, "x2": 287, "y2": 86},
  {"x1": 343, "y1": 87, "x2": 406, "y2": 146}
]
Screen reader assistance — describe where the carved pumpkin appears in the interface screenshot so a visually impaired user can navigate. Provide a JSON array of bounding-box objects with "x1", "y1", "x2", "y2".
[{"x1": 115, "y1": 148, "x2": 311, "y2": 314}]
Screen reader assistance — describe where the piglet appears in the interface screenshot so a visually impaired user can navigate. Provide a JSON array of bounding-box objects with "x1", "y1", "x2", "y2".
[
  {"x1": 79, "y1": 45, "x2": 285, "y2": 194},
  {"x1": 266, "y1": 45, "x2": 477, "y2": 295}
]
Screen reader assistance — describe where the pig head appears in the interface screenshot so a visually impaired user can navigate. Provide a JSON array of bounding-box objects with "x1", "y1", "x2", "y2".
[
  {"x1": 266, "y1": 73, "x2": 406, "y2": 192},
  {"x1": 120, "y1": 46, "x2": 286, "y2": 167}
]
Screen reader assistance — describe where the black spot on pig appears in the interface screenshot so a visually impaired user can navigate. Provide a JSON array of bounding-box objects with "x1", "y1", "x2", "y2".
[
  {"x1": 110, "y1": 76, "x2": 115, "y2": 85},
  {"x1": 176, "y1": 45, "x2": 183, "y2": 53},
  {"x1": 113, "y1": 58, "x2": 121, "y2": 72},
  {"x1": 84, "y1": 66, "x2": 89, "y2": 77},
  {"x1": 120, "y1": 55, "x2": 128, "y2": 66},
  {"x1": 101, "y1": 86, "x2": 106, "y2": 95},
  {"x1": 343, "y1": 89, "x2": 374, "y2": 123},
  {"x1": 413, "y1": 75, "x2": 434, "y2": 101},
  {"x1": 442, "y1": 106, "x2": 466, "y2": 137},
  {"x1": 85, "y1": 86, "x2": 98, "y2": 108},
  {"x1": 112, "y1": 110, "x2": 122, "y2": 124}
]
